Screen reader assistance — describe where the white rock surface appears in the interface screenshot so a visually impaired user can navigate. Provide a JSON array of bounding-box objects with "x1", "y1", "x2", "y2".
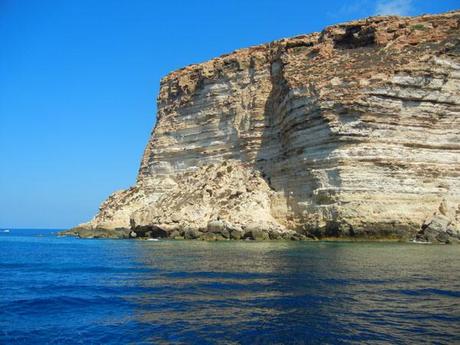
[{"x1": 70, "y1": 11, "x2": 460, "y2": 240}]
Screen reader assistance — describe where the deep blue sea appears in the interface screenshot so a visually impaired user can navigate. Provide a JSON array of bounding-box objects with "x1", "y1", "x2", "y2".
[{"x1": 1, "y1": 229, "x2": 459, "y2": 344}]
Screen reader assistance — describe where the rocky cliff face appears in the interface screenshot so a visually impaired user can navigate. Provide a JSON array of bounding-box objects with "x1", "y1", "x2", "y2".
[{"x1": 67, "y1": 11, "x2": 460, "y2": 242}]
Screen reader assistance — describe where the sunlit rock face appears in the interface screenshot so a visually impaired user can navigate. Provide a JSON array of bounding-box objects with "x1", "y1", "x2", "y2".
[{"x1": 73, "y1": 11, "x2": 460, "y2": 240}]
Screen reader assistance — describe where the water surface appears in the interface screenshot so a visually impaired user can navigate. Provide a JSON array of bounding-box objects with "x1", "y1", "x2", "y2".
[{"x1": 1, "y1": 229, "x2": 459, "y2": 344}]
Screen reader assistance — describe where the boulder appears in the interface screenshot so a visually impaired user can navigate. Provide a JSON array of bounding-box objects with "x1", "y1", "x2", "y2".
[
  {"x1": 416, "y1": 215, "x2": 459, "y2": 244},
  {"x1": 184, "y1": 228, "x2": 202, "y2": 240},
  {"x1": 169, "y1": 230, "x2": 180, "y2": 239},
  {"x1": 207, "y1": 220, "x2": 232, "y2": 238},
  {"x1": 289, "y1": 233, "x2": 307, "y2": 241},
  {"x1": 268, "y1": 230, "x2": 281, "y2": 240},
  {"x1": 207, "y1": 220, "x2": 225, "y2": 233},
  {"x1": 230, "y1": 228, "x2": 245, "y2": 240},
  {"x1": 200, "y1": 232, "x2": 217, "y2": 241},
  {"x1": 244, "y1": 223, "x2": 270, "y2": 240},
  {"x1": 220, "y1": 228, "x2": 230, "y2": 239},
  {"x1": 424, "y1": 215, "x2": 451, "y2": 233}
]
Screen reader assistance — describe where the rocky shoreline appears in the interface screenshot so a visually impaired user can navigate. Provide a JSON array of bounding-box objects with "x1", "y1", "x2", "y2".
[{"x1": 60, "y1": 214, "x2": 460, "y2": 244}]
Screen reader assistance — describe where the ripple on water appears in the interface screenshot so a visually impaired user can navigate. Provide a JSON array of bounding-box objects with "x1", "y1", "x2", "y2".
[{"x1": 1, "y1": 234, "x2": 459, "y2": 344}]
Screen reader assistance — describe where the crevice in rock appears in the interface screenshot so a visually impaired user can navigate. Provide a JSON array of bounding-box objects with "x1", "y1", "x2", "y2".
[{"x1": 133, "y1": 225, "x2": 169, "y2": 238}]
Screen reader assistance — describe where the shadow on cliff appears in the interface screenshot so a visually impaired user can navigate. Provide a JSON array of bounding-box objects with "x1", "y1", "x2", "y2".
[{"x1": 254, "y1": 55, "x2": 344, "y2": 237}]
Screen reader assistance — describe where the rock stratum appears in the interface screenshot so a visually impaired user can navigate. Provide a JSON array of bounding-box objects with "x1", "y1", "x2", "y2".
[{"x1": 63, "y1": 11, "x2": 460, "y2": 243}]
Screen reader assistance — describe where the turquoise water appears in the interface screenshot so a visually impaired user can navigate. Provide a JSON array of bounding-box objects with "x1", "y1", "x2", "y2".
[{"x1": 1, "y1": 229, "x2": 459, "y2": 344}]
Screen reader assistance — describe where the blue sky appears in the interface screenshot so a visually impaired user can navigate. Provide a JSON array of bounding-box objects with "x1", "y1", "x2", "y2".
[{"x1": 1, "y1": 0, "x2": 459, "y2": 228}]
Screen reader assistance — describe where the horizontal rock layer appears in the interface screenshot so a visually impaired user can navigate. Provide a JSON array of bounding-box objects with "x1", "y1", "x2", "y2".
[{"x1": 66, "y1": 11, "x2": 460, "y2": 242}]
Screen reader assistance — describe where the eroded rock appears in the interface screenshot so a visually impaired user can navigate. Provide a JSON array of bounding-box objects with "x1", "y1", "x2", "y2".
[
  {"x1": 416, "y1": 215, "x2": 460, "y2": 244},
  {"x1": 61, "y1": 11, "x2": 460, "y2": 241}
]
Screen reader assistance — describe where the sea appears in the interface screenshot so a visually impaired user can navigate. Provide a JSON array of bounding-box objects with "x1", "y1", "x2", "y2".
[{"x1": 1, "y1": 229, "x2": 459, "y2": 344}]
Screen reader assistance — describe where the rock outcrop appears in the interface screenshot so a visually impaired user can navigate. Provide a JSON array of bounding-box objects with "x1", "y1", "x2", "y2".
[
  {"x1": 62, "y1": 11, "x2": 460, "y2": 241},
  {"x1": 415, "y1": 199, "x2": 460, "y2": 244}
]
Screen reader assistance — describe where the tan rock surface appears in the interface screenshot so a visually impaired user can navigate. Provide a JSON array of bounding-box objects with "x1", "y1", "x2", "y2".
[{"x1": 66, "y1": 11, "x2": 460, "y2": 241}]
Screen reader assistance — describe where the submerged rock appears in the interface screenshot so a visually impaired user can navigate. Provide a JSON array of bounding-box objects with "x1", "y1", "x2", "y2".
[{"x1": 59, "y1": 227, "x2": 131, "y2": 239}]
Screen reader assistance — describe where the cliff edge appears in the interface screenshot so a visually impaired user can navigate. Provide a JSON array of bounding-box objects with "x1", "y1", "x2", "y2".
[{"x1": 63, "y1": 11, "x2": 460, "y2": 243}]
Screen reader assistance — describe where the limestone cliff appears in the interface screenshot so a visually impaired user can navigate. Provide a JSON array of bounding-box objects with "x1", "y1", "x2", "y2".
[{"x1": 65, "y1": 11, "x2": 460, "y2": 242}]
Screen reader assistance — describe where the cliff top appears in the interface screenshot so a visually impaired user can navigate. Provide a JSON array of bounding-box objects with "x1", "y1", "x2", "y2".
[{"x1": 160, "y1": 10, "x2": 460, "y2": 86}]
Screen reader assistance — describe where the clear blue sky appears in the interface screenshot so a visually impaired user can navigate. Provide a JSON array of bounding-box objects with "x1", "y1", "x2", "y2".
[{"x1": 1, "y1": 0, "x2": 458, "y2": 228}]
